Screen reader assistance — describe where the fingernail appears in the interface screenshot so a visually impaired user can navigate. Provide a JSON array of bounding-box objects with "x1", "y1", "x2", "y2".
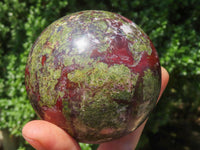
[{"x1": 23, "y1": 135, "x2": 45, "y2": 150}]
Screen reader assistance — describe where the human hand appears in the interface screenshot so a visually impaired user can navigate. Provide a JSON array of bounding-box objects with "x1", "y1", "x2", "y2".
[{"x1": 22, "y1": 67, "x2": 169, "y2": 150}]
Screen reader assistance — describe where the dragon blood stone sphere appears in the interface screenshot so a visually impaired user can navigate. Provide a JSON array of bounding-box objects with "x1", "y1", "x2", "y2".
[{"x1": 25, "y1": 10, "x2": 161, "y2": 143}]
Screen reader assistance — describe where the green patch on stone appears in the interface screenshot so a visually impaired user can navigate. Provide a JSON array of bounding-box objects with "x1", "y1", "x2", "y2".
[
  {"x1": 129, "y1": 36, "x2": 152, "y2": 55},
  {"x1": 143, "y1": 69, "x2": 160, "y2": 101},
  {"x1": 63, "y1": 56, "x2": 74, "y2": 67},
  {"x1": 62, "y1": 100, "x2": 71, "y2": 120},
  {"x1": 68, "y1": 62, "x2": 138, "y2": 99},
  {"x1": 68, "y1": 69, "x2": 86, "y2": 84},
  {"x1": 79, "y1": 93, "x2": 124, "y2": 129},
  {"x1": 35, "y1": 61, "x2": 62, "y2": 107},
  {"x1": 68, "y1": 62, "x2": 133, "y2": 88},
  {"x1": 72, "y1": 55, "x2": 94, "y2": 67},
  {"x1": 111, "y1": 90, "x2": 132, "y2": 101},
  {"x1": 67, "y1": 62, "x2": 139, "y2": 129},
  {"x1": 42, "y1": 47, "x2": 52, "y2": 55},
  {"x1": 123, "y1": 23, "x2": 152, "y2": 56},
  {"x1": 92, "y1": 20, "x2": 108, "y2": 32},
  {"x1": 38, "y1": 70, "x2": 62, "y2": 107},
  {"x1": 62, "y1": 100, "x2": 75, "y2": 136}
]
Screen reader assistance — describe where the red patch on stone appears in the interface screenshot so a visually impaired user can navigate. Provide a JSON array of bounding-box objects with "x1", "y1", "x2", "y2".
[{"x1": 41, "y1": 55, "x2": 47, "y2": 66}]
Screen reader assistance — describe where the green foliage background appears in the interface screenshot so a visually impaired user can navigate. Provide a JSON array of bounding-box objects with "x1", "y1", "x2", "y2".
[{"x1": 0, "y1": 0, "x2": 199, "y2": 149}]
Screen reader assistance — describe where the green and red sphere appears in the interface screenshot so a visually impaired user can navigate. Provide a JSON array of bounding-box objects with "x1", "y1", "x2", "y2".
[{"x1": 25, "y1": 10, "x2": 161, "y2": 143}]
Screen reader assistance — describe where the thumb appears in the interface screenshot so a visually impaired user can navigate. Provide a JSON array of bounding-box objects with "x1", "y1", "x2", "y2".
[{"x1": 22, "y1": 120, "x2": 80, "y2": 150}]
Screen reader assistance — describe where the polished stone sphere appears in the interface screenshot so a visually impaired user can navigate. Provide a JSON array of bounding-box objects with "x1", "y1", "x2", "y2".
[{"x1": 25, "y1": 10, "x2": 161, "y2": 143}]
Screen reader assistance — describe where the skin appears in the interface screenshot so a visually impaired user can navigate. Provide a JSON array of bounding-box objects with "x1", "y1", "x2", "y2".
[{"x1": 22, "y1": 67, "x2": 169, "y2": 150}]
